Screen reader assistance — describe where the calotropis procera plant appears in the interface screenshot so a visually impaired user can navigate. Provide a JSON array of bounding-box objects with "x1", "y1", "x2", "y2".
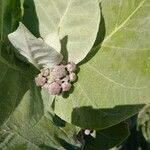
[{"x1": 0, "y1": 0, "x2": 150, "y2": 149}]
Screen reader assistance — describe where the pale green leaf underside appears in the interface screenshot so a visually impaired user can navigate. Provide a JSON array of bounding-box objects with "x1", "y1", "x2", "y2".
[
  {"x1": 8, "y1": 23, "x2": 63, "y2": 69},
  {"x1": 54, "y1": 0, "x2": 150, "y2": 129},
  {"x1": 33, "y1": 0, "x2": 100, "y2": 63}
]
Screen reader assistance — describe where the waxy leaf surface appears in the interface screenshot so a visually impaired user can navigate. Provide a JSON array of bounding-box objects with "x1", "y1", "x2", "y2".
[{"x1": 54, "y1": 0, "x2": 150, "y2": 129}]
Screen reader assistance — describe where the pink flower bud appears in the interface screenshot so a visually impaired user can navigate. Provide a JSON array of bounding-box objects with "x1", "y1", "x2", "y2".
[
  {"x1": 69, "y1": 73, "x2": 76, "y2": 82},
  {"x1": 51, "y1": 65, "x2": 66, "y2": 79},
  {"x1": 66, "y1": 62, "x2": 76, "y2": 72},
  {"x1": 61, "y1": 82, "x2": 71, "y2": 92},
  {"x1": 41, "y1": 68, "x2": 50, "y2": 77},
  {"x1": 48, "y1": 82, "x2": 61, "y2": 95},
  {"x1": 35, "y1": 74, "x2": 46, "y2": 86}
]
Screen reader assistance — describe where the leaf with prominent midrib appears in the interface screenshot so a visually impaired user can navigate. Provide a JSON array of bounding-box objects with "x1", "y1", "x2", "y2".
[
  {"x1": 23, "y1": 0, "x2": 100, "y2": 63},
  {"x1": 54, "y1": 0, "x2": 150, "y2": 129},
  {"x1": 8, "y1": 22, "x2": 63, "y2": 69}
]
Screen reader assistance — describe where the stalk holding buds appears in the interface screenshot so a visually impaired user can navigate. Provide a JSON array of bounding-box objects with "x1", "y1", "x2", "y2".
[
  {"x1": 61, "y1": 82, "x2": 71, "y2": 92},
  {"x1": 69, "y1": 73, "x2": 76, "y2": 82}
]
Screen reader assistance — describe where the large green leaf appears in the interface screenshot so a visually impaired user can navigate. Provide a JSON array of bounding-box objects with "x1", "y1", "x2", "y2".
[
  {"x1": 22, "y1": 0, "x2": 100, "y2": 63},
  {"x1": 84, "y1": 122, "x2": 129, "y2": 150},
  {"x1": 54, "y1": 0, "x2": 150, "y2": 129}
]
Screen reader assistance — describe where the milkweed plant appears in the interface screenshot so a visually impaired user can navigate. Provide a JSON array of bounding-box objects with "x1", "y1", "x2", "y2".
[{"x1": 0, "y1": 0, "x2": 150, "y2": 149}]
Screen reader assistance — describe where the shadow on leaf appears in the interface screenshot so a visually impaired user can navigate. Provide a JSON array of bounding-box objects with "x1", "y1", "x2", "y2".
[
  {"x1": 22, "y1": 0, "x2": 40, "y2": 37},
  {"x1": 79, "y1": 3, "x2": 106, "y2": 66},
  {"x1": 71, "y1": 105, "x2": 144, "y2": 130}
]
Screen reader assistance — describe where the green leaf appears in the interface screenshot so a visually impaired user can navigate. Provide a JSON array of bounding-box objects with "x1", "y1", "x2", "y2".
[
  {"x1": 23, "y1": 0, "x2": 100, "y2": 63},
  {"x1": 0, "y1": 0, "x2": 22, "y2": 43},
  {"x1": 8, "y1": 22, "x2": 63, "y2": 69},
  {"x1": 0, "y1": 91, "x2": 81, "y2": 150},
  {"x1": 54, "y1": 0, "x2": 150, "y2": 129},
  {"x1": 0, "y1": 0, "x2": 25, "y2": 126},
  {"x1": 84, "y1": 122, "x2": 129, "y2": 150}
]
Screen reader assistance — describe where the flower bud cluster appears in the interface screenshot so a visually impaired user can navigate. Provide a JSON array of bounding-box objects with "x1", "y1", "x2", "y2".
[{"x1": 35, "y1": 62, "x2": 77, "y2": 95}]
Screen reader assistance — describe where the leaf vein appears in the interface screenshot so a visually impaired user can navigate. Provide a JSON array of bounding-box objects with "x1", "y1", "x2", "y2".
[
  {"x1": 115, "y1": 0, "x2": 123, "y2": 28},
  {"x1": 102, "y1": 0, "x2": 146, "y2": 44},
  {"x1": 87, "y1": 64, "x2": 149, "y2": 90},
  {"x1": 58, "y1": 0, "x2": 72, "y2": 28},
  {"x1": 77, "y1": 82, "x2": 98, "y2": 107}
]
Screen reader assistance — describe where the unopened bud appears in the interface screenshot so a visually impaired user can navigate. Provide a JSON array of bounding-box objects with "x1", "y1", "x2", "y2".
[
  {"x1": 69, "y1": 73, "x2": 76, "y2": 82},
  {"x1": 41, "y1": 68, "x2": 50, "y2": 77},
  {"x1": 35, "y1": 74, "x2": 46, "y2": 86},
  {"x1": 48, "y1": 82, "x2": 61, "y2": 95},
  {"x1": 66, "y1": 62, "x2": 76, "y2": 72},
  {"x1": 51, "y1": 65, "x2": 66, "y2": 79},
  {"x1": 61, "y1": 82, "x2": 71, "y2": 92}
]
